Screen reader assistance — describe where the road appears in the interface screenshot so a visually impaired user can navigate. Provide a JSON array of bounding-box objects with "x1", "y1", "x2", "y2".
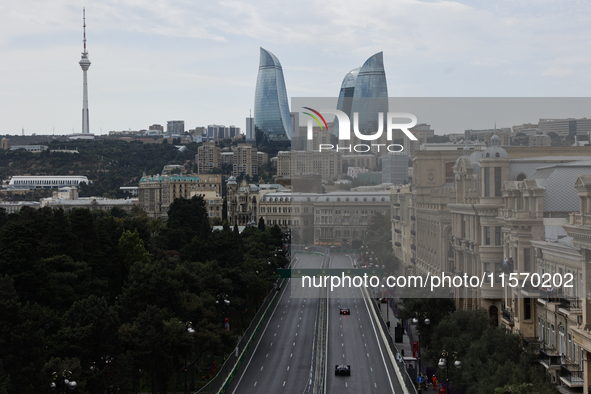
[
  {"x1": 325, "y1": 253, "x2": 403, "y2": 393},
  {"x1": 228, "y1": 253, "x2": 323, "y2": 394}
]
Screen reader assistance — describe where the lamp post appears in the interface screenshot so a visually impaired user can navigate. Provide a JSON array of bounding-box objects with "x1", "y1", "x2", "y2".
[
  {"x1": 438, "y1": 350, "x2": 461, "y2": 392},
  {"x1": 50, "y1": 370, "x2": 77, "y2": 393},
  {"x1": 185, "y1": 322, "x2": 195, "y2": 394},
  {"x1": 411, "y1": 314, "x2": 430, "y2": 392}
]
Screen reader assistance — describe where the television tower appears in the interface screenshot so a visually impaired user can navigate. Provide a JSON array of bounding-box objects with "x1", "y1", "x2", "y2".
[{"x1": 79, "y1": 8, "x2": 91, "y2": 134}]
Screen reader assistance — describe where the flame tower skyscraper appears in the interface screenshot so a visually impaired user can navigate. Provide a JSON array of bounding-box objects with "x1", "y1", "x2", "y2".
[{"x1": 79, "y1": 8, "x2": 91, "y2": 134}]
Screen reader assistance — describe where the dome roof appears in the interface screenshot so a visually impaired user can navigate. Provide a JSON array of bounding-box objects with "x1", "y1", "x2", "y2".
[{"x1": 483, "y1": 145, "x2": 508, "y2": 159}]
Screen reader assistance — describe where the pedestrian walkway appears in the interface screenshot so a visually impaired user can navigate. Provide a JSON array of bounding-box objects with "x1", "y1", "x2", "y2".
[{"x1": 374, "y1": 298, "x2": 437, "y2": 393}]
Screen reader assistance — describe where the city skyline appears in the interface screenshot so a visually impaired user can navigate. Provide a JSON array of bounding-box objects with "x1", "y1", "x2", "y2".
[{"x1": 2, "y1": 1, "x2": 591, "y2": 135}]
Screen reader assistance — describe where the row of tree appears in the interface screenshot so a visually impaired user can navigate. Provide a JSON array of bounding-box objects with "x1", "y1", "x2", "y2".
[
  {"x1": 0, "y1": 196, "x2": 287, "y2": 393},
  {"x1": 398, "y1": 297, "x2": 557, "y2": 394}
]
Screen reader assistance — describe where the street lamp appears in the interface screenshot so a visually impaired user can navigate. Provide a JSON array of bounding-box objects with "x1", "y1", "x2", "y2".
[
  {"x1": 438, "y1": 350, "x2": 461, "y2": 391},
  {"x1": 411, "y1": 314, "x2": 430, "y2": 392},
  {"x1": 50, "y1": 370, "x2": 77, "y2": 393}
]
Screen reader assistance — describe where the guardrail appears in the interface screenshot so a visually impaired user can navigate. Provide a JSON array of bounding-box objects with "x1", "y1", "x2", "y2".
[
  {"x1": 369, "y1": 297, "x2": 418, "y2": 394},
  {"x1": 197, "y1": 255, "x2": 298, "y2": 394},
  {"x1": 304, "y1": 250, "x2": 329, "y2": 394}
]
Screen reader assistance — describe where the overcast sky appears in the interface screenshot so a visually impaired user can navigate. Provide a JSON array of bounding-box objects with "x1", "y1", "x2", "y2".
[{"x1": 1, "y1": 0, "x2": 591, "y2": 136}]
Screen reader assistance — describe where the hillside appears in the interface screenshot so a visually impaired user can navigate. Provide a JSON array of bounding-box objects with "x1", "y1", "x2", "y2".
[{"x1": 0, "y1": 137, "x2": 199, "y2": 197}]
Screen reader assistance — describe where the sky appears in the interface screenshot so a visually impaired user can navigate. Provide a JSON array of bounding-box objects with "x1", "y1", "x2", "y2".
[{"x1": 1, "y1": 0, "x2": 591, "y2": 136}]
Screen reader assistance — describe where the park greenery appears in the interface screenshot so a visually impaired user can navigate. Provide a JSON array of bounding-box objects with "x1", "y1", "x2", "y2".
[
  {"x1": 0, "y1": 139, "x2": 198, "y2": 199},
  {"x1": 0, "y1": 196, "x2": 287, "y2": 393},
  {"x1": 398, "y1": 299, "x2": 557, "y2": 394}
]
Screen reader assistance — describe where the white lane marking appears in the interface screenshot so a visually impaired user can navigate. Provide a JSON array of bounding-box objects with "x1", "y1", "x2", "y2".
[
  {"x1": 342, "y1": 354, "x2": 345, "y2": 358},
  {"x1": 296, "y1": 333, "x2": 298, "y2": 336},
  {"x1": 371, "y1": 367, "x2": 373, "y2": 371},
  {"x1": 290, "y1": 353, "x2": 293, "y2": 357},
  {"x1": 271, "y1": 343, "x2": 273, "y2": 346},
  {"x1": 254, "y1": 382, "x2": 257, "y2": 387},
  {"x1": 283, "y1": 381, "x2": 286, "y2": 387},
  {"x1": 345, "y1": 382, "x2": 348, "y2": 387},
  {"x1": 277, "y1": 325, "x2": 280, "y2": 328},
  {"x1": 375, "y1": 383, "x2": 378, "y2": 388},
  {"x1": 274, "y1": 333, "x2": 276, "y2": 336},
  {"x1": 342, "y1": 343, "x2": 344, "y2": 347},
  {"x1": 360, "y1": 285, "x2": 397, "y2": 393},
  {"x1": 266, "y1": 353, "x2": 268, "y2": 358},
  {"x1": 365, "y1": 343, "x2": 367, "y2": 347},
  {"x1": 367, "y1": 353, "x2": 370, "y2": 357},
  {"x1": 293, "y1": 342, "x2": 296, "y2": 346},
  {"x1": 287, "y1": 366, "x2": 290, "y2": 370},
  {"x1": 231, "y1": 282, "x2": 288, "y2": 394},
  {"x1": 260, "y1": 366, "x2": 263, "y2": 371}
]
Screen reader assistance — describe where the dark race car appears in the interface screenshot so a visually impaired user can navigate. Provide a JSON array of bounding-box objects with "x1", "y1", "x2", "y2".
[
  {"x1": 335, "y1": 365, "x2": 351, "y2": 376},
  {"x1": 339, "y1": 308, "x2": 350, "y2": 315}
]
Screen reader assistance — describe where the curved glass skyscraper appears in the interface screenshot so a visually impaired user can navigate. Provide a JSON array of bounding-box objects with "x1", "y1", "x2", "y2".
[
  {"x1": 335, "y1": 52, "x2": 388, "y2": 135},
  {"x1": 254, "y1": 48, "x2": 292, "y2": 145}
]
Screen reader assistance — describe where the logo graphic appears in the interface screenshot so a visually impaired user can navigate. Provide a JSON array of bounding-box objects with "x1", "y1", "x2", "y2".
[
  {"x1": 303, "y1": 107, "x2": 329, "y2": 131},
  {"x1": 302, "y1": 108, "x2": 418, "y2": 153}
]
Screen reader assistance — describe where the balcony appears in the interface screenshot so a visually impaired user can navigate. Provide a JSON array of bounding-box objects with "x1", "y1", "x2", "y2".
[
  {"x1": 394, "y1": 242, "x2": 401, "y2": 247},
  {"x1": 538, "y1": 289, "x2": 562, "y2": 304},
  {"x1": 393, "y1": 215, "x2": 401, "y2": 221},
  {"x1": 410, "y1": 244, "x2": 416, "y2": 250},
  {"x1": 394, "y1": 229, "x2": 401, "y2": 234},
  {"x1": 570, "y1": 212, "x2": 591, "y2": 226},
  {"x1": 411, "y1": 230, "x2": 416, "y2": 236},
  {"x1": 539, "y1": 348, "x2": 561, "y2": 370},
  {"x1": 522, "y1": 337, "x2": 542, "y2": 353},
  {"x1": 559, "y1": 296, "x2": 582, "y2": 314},
  {"x1": 560, "y1": 364, "x2": 584, "y2": 387},
  {"x1": 520, "y1": 282, "x2": 542, "y2": 297},
  {"x1": 411, "y1": 216, "x2": 415, "y2": 221},
  {"x1": 501, "y1": 309, "x2": 514, "y2": 326}
]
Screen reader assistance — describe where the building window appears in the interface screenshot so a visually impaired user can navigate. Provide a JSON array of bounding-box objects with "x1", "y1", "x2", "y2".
[
  {"x1": 484, "y1": 167, "x2": 490, "y2": 197},
  {"x1": 485, "y1": 226, "x2": 491, "y2": 245},
  {"x1": 494, "y1": 167, "x2": 502, "y2": 197},
  {"x1": 495, "y1": 227, "x2": 501, "y2": 246},
  {"x1": 524, "y1": 298, "x2": 531, "y2": 320},
  {"x1": 524, "y1": 248, "x2": 531, "y2": 272},
  {"x1": 559, "y1": 325, "x2": 565, "y2": 356}
]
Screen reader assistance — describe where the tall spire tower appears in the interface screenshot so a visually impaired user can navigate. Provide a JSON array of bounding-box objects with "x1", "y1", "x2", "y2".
[{"x1": 79, "y1": 8, "x2": 91, "y2": 134}]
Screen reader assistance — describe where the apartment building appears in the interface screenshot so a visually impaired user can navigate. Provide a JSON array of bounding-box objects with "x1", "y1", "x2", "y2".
[
  {"x1": 196, "y1": 142, "x2": 221, "y2": 173},
  {"x1": 276, "y1": 150, "x2": 342, "y2": 181}
]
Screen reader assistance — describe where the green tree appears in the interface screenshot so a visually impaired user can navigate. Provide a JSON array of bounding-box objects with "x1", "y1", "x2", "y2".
[
  {"x1": 166, "y1": 196, "x2": 210, "y2": 250},
  {"x1": 119, "y1": 230, "x2": 150, "y2": 269}
]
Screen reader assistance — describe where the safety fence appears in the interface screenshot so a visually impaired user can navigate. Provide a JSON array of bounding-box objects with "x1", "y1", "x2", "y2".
[
  {"x1": 369, "y1": 298, "x2": 418, "y2": 394},
  {"x1": 303, "y1": 250, "x2": 329, "y2": 394},
  {"x1": 196, "y1": 256, "x2": 297, "y2": 394}
]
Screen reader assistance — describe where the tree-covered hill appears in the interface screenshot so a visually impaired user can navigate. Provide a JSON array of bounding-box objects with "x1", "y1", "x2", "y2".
[{"x1": 0, "y1": 138, "x2": 200, "y2": 197}]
